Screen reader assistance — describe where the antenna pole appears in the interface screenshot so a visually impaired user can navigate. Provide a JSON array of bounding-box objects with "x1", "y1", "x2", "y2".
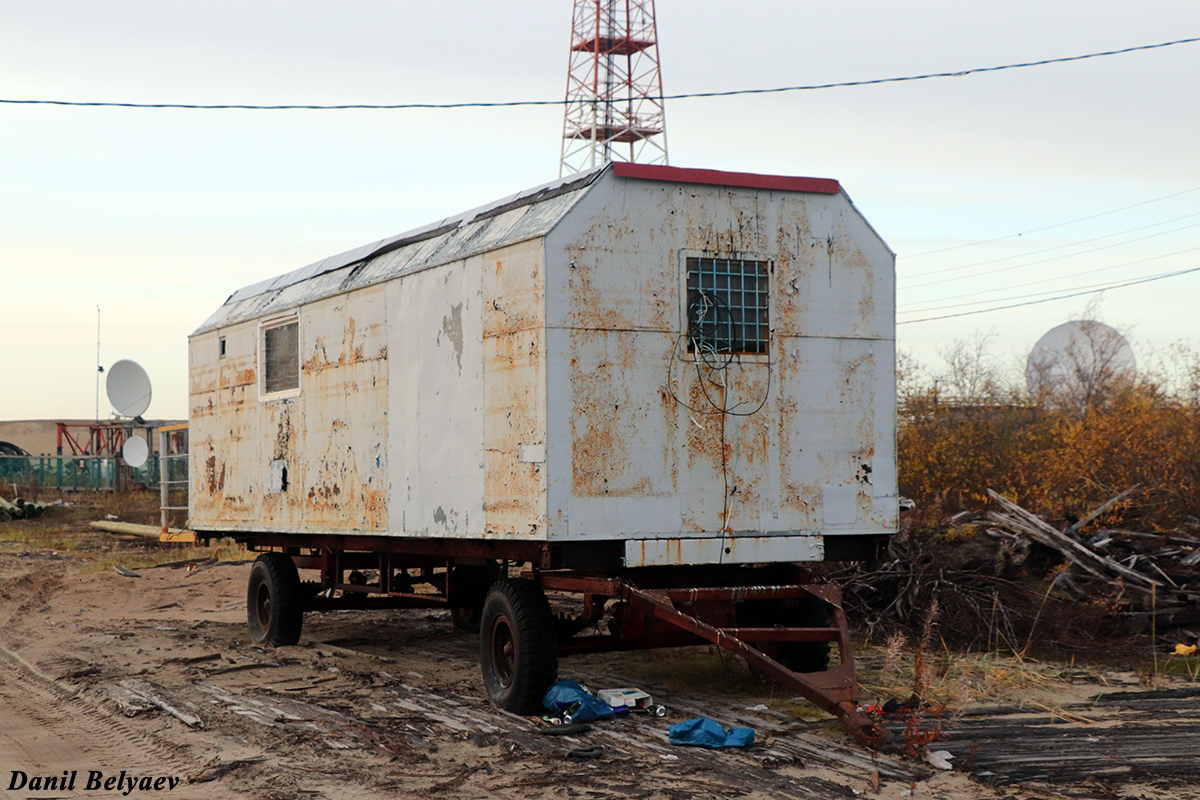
[{"x1": 96, "y1": 305, "x2": 101, "y2": 421}]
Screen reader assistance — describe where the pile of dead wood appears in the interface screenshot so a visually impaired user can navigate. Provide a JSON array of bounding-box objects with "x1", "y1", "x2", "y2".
[{"x1": 985, "y1": 488, "x2": 1200, "y2": 630}]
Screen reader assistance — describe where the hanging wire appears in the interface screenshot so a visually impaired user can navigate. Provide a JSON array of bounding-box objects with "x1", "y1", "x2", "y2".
[{"x1": 2, "y1": 37, "x2": 1196, "y2": 110}]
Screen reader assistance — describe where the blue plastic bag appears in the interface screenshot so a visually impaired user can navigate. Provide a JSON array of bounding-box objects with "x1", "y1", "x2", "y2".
[
  {"x1": 542, "y1": 679, "x2": 616, "y2": 723},
  {"x1": 668, "y1": 717, "x2": 755, "y2": 748}
]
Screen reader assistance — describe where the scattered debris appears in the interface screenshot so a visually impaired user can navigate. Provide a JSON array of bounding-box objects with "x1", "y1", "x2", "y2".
[
  {"x1": 112, "y1": 678, "x2": 204, "y2": 728},
  {"x1": 186, "y1": 757, "x2": 266, "y2": 784},
  {"x1": 840, "y1": 487, "x2": 1200, "y2": 645},
  {"x1": 922, "y1": 748, "x2": 955, "y2": 770},
  {"x1": 567, "y1": 745, "x2": 604, "y2": 759},
  {"x1": 113, "y1": 565, "x2": 141, "y2": 578},
  {"x1": 987, "y1": 489, "x2": 1200, "y2": 625},
  {"x1": 543, "y1": 679, "x2": 617, "y2": 724}
]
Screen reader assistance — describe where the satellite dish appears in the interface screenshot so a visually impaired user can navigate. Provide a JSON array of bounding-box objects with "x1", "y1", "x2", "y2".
[
  {"x1": 106, "y1": 359, "x2": 152, "y2": 418},
  {"x1": 121, "y1": 436, "x2": 149, "y2": 468},
  {"x1": 1026, "y1": 320, "x2": 1136, "y2": 400}
]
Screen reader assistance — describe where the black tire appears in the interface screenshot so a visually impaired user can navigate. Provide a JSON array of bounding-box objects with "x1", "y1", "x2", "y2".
[
  {"x1": 479, "y1": 578, "x2": 559, "y2": 714},
  {"x1": 247, "y1": 552, "x2": 304, "y2": 647},
  {"x1": 449, "y1": 561, "x2": 504, "y2": 633}
]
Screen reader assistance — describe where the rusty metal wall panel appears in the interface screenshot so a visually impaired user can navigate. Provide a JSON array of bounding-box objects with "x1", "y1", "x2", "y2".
[
  {"x1": 189, "y1": 287, "x2": 389, "y2": 534},
  {"x1": 625, "y1": 535, "x2": 824, "y2": 568},
  {"x1": 189, "y1": 326, "x2": 262, "y2": 528},
  {"x1": 543, "y1": 169, "x2": 897, "y2": 545},
  {"x1": 388, "y1": 256, "x2": 486, "y2": 536},
  {"x1": 482, "y1": 241, "x2": 549, "y2": 538}
]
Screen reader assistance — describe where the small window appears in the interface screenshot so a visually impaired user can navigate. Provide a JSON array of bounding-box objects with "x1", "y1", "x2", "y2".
[
  {"x1": 262, "y1": 318, "x2": 299, "y2": 394},
  {"x1": 686, "y1": 257, "x2": 769, "y2": 356},
  {"x1": 218, "y1": 336, "x2": 227, "y2": 359}
]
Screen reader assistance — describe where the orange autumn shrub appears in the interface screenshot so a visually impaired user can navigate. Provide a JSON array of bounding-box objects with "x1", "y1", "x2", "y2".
[{"x1": 898, "y1": 382, "x2": 1200, "y2": 529}]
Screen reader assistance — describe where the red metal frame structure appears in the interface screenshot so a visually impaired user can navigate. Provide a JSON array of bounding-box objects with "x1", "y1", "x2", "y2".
[
  {"x1": 560, "y1": 0, "x2": 668, "y2": 176},
  {"x1": 56, "y1": 421, "x2": 128, "y2": 457}
]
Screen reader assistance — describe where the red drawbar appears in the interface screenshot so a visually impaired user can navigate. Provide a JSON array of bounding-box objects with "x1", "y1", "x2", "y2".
[{"x1": 612, "y1": 162, "x2": 840, "y2": 195}]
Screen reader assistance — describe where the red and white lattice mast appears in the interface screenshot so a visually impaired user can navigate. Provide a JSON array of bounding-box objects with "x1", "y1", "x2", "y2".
[{"x1": 559, "y1": 0, "x2": 668, "y2": 176}]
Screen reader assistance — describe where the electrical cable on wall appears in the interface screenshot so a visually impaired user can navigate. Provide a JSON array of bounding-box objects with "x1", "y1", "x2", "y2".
[{"x1": 662, "y1": 287, "x2": 776, "y2": 567}]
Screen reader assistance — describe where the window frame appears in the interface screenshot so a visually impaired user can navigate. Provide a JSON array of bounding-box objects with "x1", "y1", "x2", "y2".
[
  {"x1": 258, "y1": 314, "x2": 301, "y2": 401},
  {"x1": 678, "y1": 251, "x2": 773, "y2": 362}
]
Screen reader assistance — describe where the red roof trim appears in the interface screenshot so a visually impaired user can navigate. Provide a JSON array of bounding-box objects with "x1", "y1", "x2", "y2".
[{"x1": 611, "y1": 162, "x2": 840, "y2": 195}]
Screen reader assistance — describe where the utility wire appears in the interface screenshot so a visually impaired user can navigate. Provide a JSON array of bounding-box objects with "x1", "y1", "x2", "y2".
[
  {"x1": 897, "y1": 265, "x2": 1200, "y2": 324},
  {"x1": 1, "y1": 36, "x2": 1197, "y2": 110},
  {"x1": 900, "y1": 222, "x2": 1200, "y2": 293},
  {"x1": 900, "y1": 212, "x2": 1200, "y2": 282},
  {"x1": 899, "y1": 244, "x2": 1200, "y2": 312},
  {"x1": 905, "y1": 186, "x2": 1200, "y2": 259}
]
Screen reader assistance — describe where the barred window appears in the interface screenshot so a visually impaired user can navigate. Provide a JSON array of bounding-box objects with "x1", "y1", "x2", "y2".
[
  {"x1": 686, "y1": 257, "x2": 769, "y2": 356},
  {"x1": 262, "y1": 318, "x2": 299, "y2": 394}
]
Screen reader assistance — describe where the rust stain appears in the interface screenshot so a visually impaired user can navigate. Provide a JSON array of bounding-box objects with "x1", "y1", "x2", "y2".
[
  {"x1": 565, "y1": 248, "x2": 636, "y2": 330},
  {"x1": 205, "y1": 455, "x2": 218, "y2": 495},
  {"x1": 484, "y1": 324, "x2": 546, "y2": 535}
]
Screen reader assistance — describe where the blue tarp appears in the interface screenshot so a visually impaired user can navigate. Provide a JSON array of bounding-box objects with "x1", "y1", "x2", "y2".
[
  {"x1": 668, "y1": 717, "x2": 755, "y2": 748},
  {"x1": 541, "y1": 680, "x2": 616, "y2": 723}
]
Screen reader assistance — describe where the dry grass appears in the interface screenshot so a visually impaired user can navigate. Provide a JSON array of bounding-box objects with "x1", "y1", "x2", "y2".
[{"x1": 0, "y1": 489, "x2": 250, "y2": 571}]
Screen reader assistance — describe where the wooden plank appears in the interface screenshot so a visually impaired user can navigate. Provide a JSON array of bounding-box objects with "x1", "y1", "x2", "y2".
[
  {"x1": 1064, "y1": 485, "x2": 1142, "y2": 537},
  {"x1": 117, "y1": 678, "x2": 204, "y2": 728}
]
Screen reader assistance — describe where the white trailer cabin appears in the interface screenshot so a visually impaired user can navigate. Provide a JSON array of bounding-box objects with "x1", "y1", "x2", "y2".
[
  {"x1": 189, "y1": 162, "x2": 897, "y2": 569},
  {"x1": 189, "y1": 163, "x2": 898, "y2": 744}
]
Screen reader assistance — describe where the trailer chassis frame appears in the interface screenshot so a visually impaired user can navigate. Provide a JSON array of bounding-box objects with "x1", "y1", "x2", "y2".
[{"x1": 227, "y1": 534, "x2": 886, "y2": 748}]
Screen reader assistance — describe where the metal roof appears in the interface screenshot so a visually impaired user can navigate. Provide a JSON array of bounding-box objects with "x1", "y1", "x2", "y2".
[
  {"x1": 192, "y1": 163, "x2": 848, "y2": 335},
  {"x1": 192, "y1": 166, "x2": 608, "y2": 335}
]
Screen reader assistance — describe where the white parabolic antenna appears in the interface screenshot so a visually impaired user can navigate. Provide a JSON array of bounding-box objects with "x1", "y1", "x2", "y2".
[
  {"x1": 106, "y1": 359, "x2": 153, "y2": 418},
  {"x1": 121, "y1": 436, "x2": 149, "y2": 468},
  {"x1": 1025, "y1": 320, "x2": 1136, "y2": 397}
]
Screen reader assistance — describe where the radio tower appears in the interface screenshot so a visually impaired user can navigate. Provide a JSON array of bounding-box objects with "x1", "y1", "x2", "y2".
[{"x1": 559, "y1": 0, "x2": 668, "y2": 177}]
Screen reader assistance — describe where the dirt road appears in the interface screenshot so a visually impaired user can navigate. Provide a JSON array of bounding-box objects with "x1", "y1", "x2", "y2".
[{"x1": 0, "y1": 545, "x2": 1195, "y2": 799}]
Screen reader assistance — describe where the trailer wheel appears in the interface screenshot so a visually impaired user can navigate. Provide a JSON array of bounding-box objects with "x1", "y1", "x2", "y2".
[
  {"x1": 450, "y1": 561, "x2": 504, "y2": 633},
  {"x1": 479, "y1": 578, "x2": 558, "y2": 714},
  {"x1": 247, "y1": 552, "x2": 304, "y2": 647}
]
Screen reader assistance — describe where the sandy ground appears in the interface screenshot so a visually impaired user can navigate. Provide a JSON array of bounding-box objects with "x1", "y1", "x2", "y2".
[{"x1": 0, "y1": 537, "x2": 1194, "y2": 800}]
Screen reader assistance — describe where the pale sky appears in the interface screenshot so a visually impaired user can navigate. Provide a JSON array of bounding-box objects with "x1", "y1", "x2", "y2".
[{"x1": 2, "y1": 0, "x2": 1198, "y2": 420}]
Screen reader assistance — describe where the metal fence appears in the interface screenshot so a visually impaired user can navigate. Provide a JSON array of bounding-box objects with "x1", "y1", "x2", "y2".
[{"x1": 0, "y1": 454, "x2": 165, "y2": 491}]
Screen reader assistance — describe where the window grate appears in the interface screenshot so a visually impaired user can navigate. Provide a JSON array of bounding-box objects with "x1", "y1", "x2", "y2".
[
  {"x1": 686, "y1": 257, "x2": 769, "y2": 356},
  {"x1": 263, "y1": 320, "x2": 299, "y2": 394}
]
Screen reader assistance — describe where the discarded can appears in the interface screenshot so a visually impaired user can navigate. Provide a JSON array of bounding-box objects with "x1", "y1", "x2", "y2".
[
  {"x1": 542, "y1": 715, "x2": 563, "y2": 726},
  {"x1": 649, "y1": 704, "x2": 667, "y2": 718}
]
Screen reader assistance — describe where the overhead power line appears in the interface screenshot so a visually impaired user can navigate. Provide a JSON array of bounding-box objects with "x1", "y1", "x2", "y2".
[
  {"x1": 899, "y1": 244, "x2": 1200, "y2": 312},
  {"x1": 896, "y1": 264, "x2": 1200, "y2": 325},
  {"x1": 904, "y1": 186, "x2": 1200, "y2": 260},
  {"x1": 1, "y1": 36, "x2": 1197, "y2": 110},
  {"x1": 901, "y1": 220, "x2": 1200, "y2": 292}
]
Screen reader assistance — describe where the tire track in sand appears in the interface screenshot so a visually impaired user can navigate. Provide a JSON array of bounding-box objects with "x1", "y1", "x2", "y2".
[{"x1": 0, "y1": 642, "x2": 191, "y2": 778}]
